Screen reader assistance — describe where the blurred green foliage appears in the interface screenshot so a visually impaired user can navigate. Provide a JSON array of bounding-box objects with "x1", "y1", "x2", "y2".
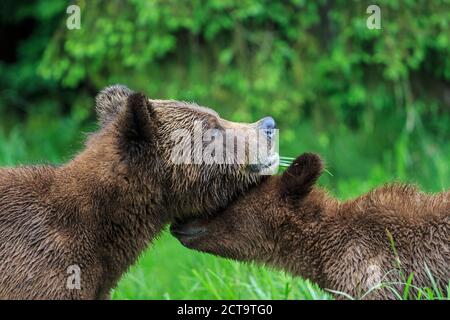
[{"x1": 0, "y1": 0, "x2": 449, "y2": 299}]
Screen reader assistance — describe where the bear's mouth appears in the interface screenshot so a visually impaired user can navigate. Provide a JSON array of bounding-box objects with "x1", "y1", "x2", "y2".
[
  {"x1": 248, "y1": 152, "x2": 279, "y2": 175},
  {"x1": 171, "y1": 217, "x2": 208, "y2": 242}
]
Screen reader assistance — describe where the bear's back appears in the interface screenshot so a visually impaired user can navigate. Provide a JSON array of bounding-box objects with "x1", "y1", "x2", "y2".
[{"x1": 322, "y1": 184, "x2": 449, "y2": 298}]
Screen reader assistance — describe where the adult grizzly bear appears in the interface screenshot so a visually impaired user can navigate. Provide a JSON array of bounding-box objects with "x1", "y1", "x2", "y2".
[
  {"x1": 0, "y1": 85, "x2": 278, "y2": 299},
  {"x1": 172, "y1": 153, "x2": 450, "y2": 300}
]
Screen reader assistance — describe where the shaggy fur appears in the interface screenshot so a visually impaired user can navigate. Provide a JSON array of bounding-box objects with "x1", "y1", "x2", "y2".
[
  {"x1": 0, "y1": 85, "x2": 273, "y2": 299},
  {"x1": 172, "y1": 153, "x2": 450, "y2": 299}
]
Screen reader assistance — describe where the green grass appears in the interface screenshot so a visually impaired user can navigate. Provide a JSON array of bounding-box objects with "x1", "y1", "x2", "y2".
[
  {"x1": 111, "y1": 231, "x2": 331, "y2": 300},
  {"x1": 330, "y1": 267, "x2": 450, "y2": 300}
]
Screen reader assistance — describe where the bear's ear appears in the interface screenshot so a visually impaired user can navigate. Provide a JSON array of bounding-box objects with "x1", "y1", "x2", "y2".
[
  {"x1": 96, "y1": 85, "x2": 134, "y2": 126},
  {"x1": 115, "y1": 92, "x2": 155, "y2": 149},
  {"x1": 280, "y1": 153, "x2": 323, "y2": 201}
]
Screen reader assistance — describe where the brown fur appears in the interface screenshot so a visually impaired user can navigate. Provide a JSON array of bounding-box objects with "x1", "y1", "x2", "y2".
[
  {"x1": 172, "y1": 153, "x2": 450, "y2": 299},
  {"x1": 0, "y1": 85, "x2": 273, "y2": 299}
]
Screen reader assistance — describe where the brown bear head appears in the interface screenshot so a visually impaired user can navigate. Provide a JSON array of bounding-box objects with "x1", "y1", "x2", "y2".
[
  {"x1": 170, "y1": 153, "x2": 323, "y2": 261},
  {"x1": 93, "y1": 85, "x2": 279, "y2": 219}
]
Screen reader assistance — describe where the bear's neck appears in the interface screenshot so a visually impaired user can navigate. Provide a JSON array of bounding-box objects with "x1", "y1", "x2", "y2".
[
  {"x1": 271, "y1": 187, "x2": 338, "y2": 287},
  {"x1": 52, "y1": 141, "x2": 168, "y2": 298}
]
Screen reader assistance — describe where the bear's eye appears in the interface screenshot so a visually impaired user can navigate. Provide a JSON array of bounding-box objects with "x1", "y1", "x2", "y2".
[
  {"x1": 206, "y1": 116, "x2": 219, "y2": 127},
  {"x1": 210, "y1": 127, "x2": 221, "y2": 138}
]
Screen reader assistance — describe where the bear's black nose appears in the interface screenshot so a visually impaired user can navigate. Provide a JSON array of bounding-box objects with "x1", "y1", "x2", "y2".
[{"x1": 259, "y1": 116, "x2": 276, "y2": 139}]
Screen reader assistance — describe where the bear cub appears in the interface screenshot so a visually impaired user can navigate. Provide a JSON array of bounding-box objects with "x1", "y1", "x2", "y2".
[{"x1": 172, "y1": 153, "x2": 449, "y2": 299}]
